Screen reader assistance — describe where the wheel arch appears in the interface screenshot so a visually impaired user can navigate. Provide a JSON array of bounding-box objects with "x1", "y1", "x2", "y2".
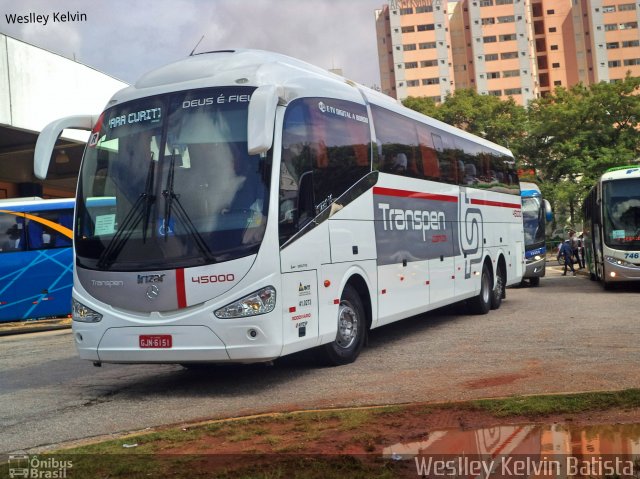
[{"x1": 344, "y1": 273, "x2": 373, "y2": 332}]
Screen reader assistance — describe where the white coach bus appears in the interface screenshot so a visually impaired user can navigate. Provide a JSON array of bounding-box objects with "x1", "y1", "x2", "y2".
[
  {"x1": 582, "y1": 165, "x2": 640, "y2": 289},
  {"x1": 34, "y1": 50, "x2": 524, "y2": 366}
]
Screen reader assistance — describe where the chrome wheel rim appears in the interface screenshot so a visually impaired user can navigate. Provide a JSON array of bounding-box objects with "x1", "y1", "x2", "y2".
[{"x1": 336, "y1": 300, "x2": 358, "y2": 349}]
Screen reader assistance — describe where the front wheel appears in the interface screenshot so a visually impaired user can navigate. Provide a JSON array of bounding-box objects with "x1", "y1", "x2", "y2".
[
  {"x1": 529, "y1": 276, "x2": 540, "y2": 287},
  {"x1": 318, "y1": 284, "x2": 366, "y2": 366}
]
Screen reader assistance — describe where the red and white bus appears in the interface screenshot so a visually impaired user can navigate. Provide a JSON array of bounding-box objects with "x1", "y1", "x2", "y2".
[{"x1": 34, "y1": 50, "x2": 524, "y2": 366}]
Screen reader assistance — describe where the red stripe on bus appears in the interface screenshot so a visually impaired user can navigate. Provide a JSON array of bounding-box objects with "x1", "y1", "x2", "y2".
[
  {"x1": 176, "y1": 269, "x2": 187, "y2": 309},
  {"x1": 470, "y1": 198, "x2": 521, "y2": 209},
  {"x1": 373, "y1": 187, "x2": 458, "y2": 203}
]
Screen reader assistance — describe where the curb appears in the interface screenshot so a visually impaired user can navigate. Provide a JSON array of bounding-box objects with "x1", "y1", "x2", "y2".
[{"x1": 0, "y1": 318, "x2": 72, "y2": 337}]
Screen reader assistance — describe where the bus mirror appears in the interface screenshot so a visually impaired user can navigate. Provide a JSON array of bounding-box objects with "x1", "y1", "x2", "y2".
[
  {"x1": 34, "y1": 115, "x2": 98, "y2": 180},
  {"x1": 247, "y1": 85, "x2": 280, "y2": 156},
  {"x1": 544, "y1": 199, "x2": 553, "y2": 222}
]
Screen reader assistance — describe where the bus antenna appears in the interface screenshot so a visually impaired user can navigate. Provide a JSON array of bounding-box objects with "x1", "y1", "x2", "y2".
[{"x1": 189, "y1": 35, "x2": 205, "y2": 56}]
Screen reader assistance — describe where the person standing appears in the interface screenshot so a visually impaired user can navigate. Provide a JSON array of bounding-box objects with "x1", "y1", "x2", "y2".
[
  {"x1": 569, "y1": 229, "x2": 583, "y2": 269},
  {"x1": 559, "y1": 239, "x2": 576, "y2": 276}
]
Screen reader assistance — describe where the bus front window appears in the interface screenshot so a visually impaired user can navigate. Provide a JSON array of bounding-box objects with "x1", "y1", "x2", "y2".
[
  {"x1": 76, "y1": 86, "x2": 270, "y2": 271},
  {"x1": 603, "y1": 178, "x2": 640, "y2": 250},
  {"x1": 522, "y1": 196, "x2": 545, "y2": 249}
]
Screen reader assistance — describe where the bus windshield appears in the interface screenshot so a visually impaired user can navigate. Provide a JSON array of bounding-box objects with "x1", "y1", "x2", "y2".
[
  {"x1": 522, "y1": 196, "x2": 545, "y2": 249},
  {"x1": 603, "y1": 178, "x2": 640, "y2": 250},
  {"x1": 76, "y1": 86, "x2": 270, "y2": 271}
]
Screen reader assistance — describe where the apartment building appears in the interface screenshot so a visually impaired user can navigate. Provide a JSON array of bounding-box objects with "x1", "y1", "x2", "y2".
[{"x1": 375, "y1": 0, "x2": 640, "y2": 104}]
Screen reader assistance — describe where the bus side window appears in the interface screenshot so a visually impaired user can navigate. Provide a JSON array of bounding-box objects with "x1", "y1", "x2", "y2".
[
  {"x1": 0, "y1": 216, "x2": 25, "y2": 252},
  {"x1": 370, "y1": 104, "x2": 421, "y2": 179}
]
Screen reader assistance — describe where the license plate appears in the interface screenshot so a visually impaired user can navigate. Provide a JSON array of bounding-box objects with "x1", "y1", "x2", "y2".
[{"x1": 139, "y1": 335, "x2": 172, "y2": 348}]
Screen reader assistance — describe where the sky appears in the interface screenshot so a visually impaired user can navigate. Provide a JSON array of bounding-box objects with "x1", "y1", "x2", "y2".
[{"x1": 0, "y1": 0, "x2": 387, "y2": 88}]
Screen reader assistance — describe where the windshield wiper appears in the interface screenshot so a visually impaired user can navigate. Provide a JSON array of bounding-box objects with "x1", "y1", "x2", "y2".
[
  {"x1": 96, "y1": 155, "x2": 156, "y2": 270},
  {"x1": 163, "y1": 148, "x2": 216, "y2": 262}
]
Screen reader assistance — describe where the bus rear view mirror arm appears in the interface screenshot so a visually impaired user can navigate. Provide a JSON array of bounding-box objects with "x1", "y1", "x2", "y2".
[
  {"x1": 34, "y1": 114, "x2": 99, "y2": 180},
  {"x1": 247, "y1": 85, "x2": 282, "y2": 156}
]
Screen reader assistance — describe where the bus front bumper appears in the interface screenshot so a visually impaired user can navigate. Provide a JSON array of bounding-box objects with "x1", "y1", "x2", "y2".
[
  {"x1": 73, "y1": 324, "x2": 282, "y2": 364},
  {"x1": 524, "y1": 256, "x2": 546, "y2": 278}
]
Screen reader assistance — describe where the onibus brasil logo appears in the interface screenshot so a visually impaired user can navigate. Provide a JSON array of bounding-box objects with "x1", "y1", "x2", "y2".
[{"x1": 7, "y1": 455, "x2": 72, "y2": 478}]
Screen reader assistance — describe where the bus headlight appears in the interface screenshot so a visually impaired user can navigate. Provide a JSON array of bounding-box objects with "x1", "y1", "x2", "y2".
[
  {"x1": 72, "y1": 299, "x2": 103, "y2": 323},
  {"x1": 605, "y1": 256, "x2": 635, "y2": 267},
  {"x1": 214, "y1": 286, "x2": 276, "y2": 319}
]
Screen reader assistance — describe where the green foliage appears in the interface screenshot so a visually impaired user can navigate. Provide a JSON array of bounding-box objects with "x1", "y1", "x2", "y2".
[{"x1": 402, "y1": 77, "x2": 640, "y2": 225}]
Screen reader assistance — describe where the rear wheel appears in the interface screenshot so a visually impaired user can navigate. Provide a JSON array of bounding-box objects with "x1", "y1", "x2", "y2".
[
  {"x1": 318, "y1": 284, "x2": 366, "y2": 366},
  {"x1": 470, "y1": 263, "x2": 491, "y2": 315},
  {"x1": 491, "y1": 264, "x2": 505, "y2": 310}
]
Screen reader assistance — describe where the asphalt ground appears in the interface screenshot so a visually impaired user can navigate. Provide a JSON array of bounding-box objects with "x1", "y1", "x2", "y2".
[{"x1": 0, "y1": 256, "x2": 587, "y2": 337}]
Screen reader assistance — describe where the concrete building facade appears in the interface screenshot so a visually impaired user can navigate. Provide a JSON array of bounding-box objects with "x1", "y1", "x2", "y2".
[
  {"x1": 0, "y1": 34, "x2": 127, "y2": 198},
  {"x1": 375, "y1": 0, "x2": 640, "y2": 104}
]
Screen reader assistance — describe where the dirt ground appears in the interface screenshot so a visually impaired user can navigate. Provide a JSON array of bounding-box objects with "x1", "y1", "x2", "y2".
[{"x1": 163, "y1": 404, "x2": 640, "y2": 456}]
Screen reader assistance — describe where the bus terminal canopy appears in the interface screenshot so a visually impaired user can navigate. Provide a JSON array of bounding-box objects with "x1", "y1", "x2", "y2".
[{"x1": 0, "y1": 33, "x2": 127, "y2": 197}]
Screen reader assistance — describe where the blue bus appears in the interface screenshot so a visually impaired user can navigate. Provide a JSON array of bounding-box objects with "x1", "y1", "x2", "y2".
[
  {"x1": 520, "y1": 182, "x2": 552, "y2": 286},
  {"x1": 0, "y1": 197, "x2": 74, "y2": 322}
]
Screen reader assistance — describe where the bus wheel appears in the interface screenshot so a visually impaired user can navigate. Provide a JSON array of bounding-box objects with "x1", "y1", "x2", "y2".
[
  {"x1": 470, "y1": 264, "x2": 491, "y2": 315},
  {"x1": 319, "y1": 284, "x2": 365, "y2": 366},
  {"x1": 491, "y1": 264, "x2": 505, "y2": 310},
  {"x1": 530, "y1": 276, "x2": 540, "y2": 287}
]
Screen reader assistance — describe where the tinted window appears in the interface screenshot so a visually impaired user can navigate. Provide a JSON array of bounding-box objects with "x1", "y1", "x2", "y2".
[{"x1": 279, "y1": 98, "x2": 371, "y2": 244}]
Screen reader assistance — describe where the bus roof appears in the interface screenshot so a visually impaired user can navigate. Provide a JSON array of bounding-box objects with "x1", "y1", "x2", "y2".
[
  {"x1": 601, "y1": 166, "x2": 640, "y2": 182},
  {"x1": 0, "y1": 197, "x2": 74, "y2": 213},
  {"x1": 106, "y1": 49, "x2": 513, "y2": 159},
  {"x1": 519, "y1": 181, "x2": 542, "y2": 198}
]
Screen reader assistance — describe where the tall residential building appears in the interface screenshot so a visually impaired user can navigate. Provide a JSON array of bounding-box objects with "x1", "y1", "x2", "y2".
[{"x1": 375, "y1": 0, "x2": 640, "y2": 105}]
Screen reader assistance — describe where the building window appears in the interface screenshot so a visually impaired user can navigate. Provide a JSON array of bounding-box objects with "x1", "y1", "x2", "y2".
[
  {"x1": 623, "y1": 58, "x2": 640, "y2": 66},
  {"x1": 405, "y1": 62, "x2": 419, "y2": 69},
  {"x1": 606, "y1": 42, "x2": 619, "y2": 49},
  {"x1": 502, "y1": 69, "x2": 520, "y2": 77},
  {"x1": 485, "y1": 53, "x2": 499, "y2": 61},
  {"x1": 422, "y1": 78, "x2": 440, "y2": 85},
  {"x1": 407, "y1": 79, "x2": 420, "y2": 86},
  {"x1": 416, "y1": 5, "x2": 434, "y2": 13},
  {"x1": 420, "y1": 59, "x2": 439, "y2": 67},
  {"x1": 504, "y1": 88, "x2": 522, "y2": 95},
  {"x1": 401, "y1": 26, "x2": 415, "y2": 33},
  {"x1": 620, "y1": 22, "x2": 638, "y2": 30},
  {"x1": 481, "y1": 17, "x2": 495, "y2": 25},
  {"x1": 419, "y1": 42, "x2": 437, "y2": 49},
  {"x1": 495, "y1": 0, "x2": 513, "y2": 5},
  {"x1": 479, "y1": 0, "x2": 494, "y2": 6},
  {"x1": 618, "y1": 3, "x2": 637, "y2": 11},
  {"x1": 487, "y1": 72, "x2": 500, "y2": 79},
  {"x1": 602, "y1": 5, "x2": 616, "y2": 13},
  {"x1": 608, "y1": 60, "x2": 622, "y2": 67},
  {"x1": 623, "y1": 40, "x2": 640, "y2": 47},
  {"x1": 550, "y1": 44, "x2": 559, "y2": 50},
  {"x1": 500, "y1": 33, "x2": 517, "y2": 41},
  {"x1": 604, "y1": 24, "x2": 618, "y2": 31},
  {"x1": 403, "y1": 44, "x2": 417, "y2": 51},
  {"x1": 400, "y1": 7, "x2": 414, "y2": 14},
  {"x1": 552, "y1": 62, "x2": 560, "y2": 68},
  {"x1": 554, "y1": 80, "x2": 562, "y2": 85},
  {"x1": 549, "y1": 27, "x2": 557, "y2": 32},
  {"x1": 498, "y1": 15, "x2": 515, "y2": 23},
  {"x1": 483, "y1": 35, "x2": 497, "y2": 43},
  {"x1": 547, "y1": 9, "x2": 555, "y2": 14},
  {"x1": 500, "y1": 51, "x2": 519, "y2": 59},
  {"x1": 417, "y1": 24, "x2": 435, "y2": 31},
  {"x1": 488, "y1": 90, "x2": 502, "y2": 96}
]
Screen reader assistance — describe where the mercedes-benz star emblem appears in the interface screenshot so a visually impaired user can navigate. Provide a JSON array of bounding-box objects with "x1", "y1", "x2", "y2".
[{"x1": 146, "y1": 284, "x2": 160, "y2": 300}]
